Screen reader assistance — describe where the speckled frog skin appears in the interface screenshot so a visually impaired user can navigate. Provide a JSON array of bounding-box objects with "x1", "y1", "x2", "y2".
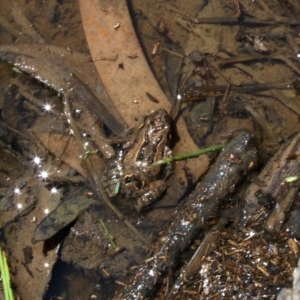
[{"x1": 102, "y1": 109, "x2": 171, "y2": 210}]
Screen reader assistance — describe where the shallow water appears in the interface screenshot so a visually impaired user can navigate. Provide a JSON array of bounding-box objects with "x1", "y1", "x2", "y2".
[{"x1": 1, "y1": 0, "x2": 300, "y2": 299}]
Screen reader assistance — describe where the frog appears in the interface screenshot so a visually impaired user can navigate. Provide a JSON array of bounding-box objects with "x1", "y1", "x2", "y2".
[{"x1": 101, "y1": 109, "x2": 172, "y2": 211}]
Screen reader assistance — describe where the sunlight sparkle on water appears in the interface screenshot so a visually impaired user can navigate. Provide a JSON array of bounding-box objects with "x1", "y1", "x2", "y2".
[
  {"x1": 50, "y1": 187, "x2": 58, "y2": 194},
  {"x1": 43, "y1": 103, "x2": 52, "y2": 112},
  {"x1": 39, "y1": 170, "x2": 49, "y2": 179},
  {"x1": 33, "y1": 156, "x2": 42, "y2": 165},
  {"x1": 16, "y1": 203, "x2": 23, "y2": 209},
  {"x1": 14, "y1": 188, "x2": 21, "y2": 195}
]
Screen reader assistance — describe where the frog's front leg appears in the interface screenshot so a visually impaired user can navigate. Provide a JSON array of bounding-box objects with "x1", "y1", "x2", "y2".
[{"x1": 132, "y1": 180, "x2": 167, "y2": 211}]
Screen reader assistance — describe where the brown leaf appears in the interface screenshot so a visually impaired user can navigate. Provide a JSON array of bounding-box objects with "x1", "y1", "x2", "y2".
[{"x1": 79, "y1": 0, "x2": 209, "y2": 185}]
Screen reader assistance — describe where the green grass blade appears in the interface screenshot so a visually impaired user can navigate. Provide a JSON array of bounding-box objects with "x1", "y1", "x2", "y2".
[
  {"x1": 3, "y1": 252, "x2": 14, "y2": 300},
  {"x1": 99, "y1": 219, "x2": 120, "y2": 251},
  {"x1": 0, "y1": 247, "x2": 9, "y2": 300},
  {"x1": 0, "y1": 245, "x2": 14, "y2": 300},
  {"x1": 151, "y1": 143, "x2": 226, "y2": 167}
]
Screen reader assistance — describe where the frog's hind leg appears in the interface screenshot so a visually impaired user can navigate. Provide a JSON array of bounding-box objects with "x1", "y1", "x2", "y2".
[{"x1": 134, "y1": 180, "x2": 167, "y2": 211}]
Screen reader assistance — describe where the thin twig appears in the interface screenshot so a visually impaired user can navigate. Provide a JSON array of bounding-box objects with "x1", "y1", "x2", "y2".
[
  {"x1": 63, "y1": 95, "x2": 151, "y2": 247},
  {"x1": 161, "y1": 47, "x2": 185, "y2": 58}
]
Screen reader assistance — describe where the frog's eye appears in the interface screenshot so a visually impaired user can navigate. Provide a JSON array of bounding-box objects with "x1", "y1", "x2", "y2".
[
  {"x1": 137, "y1": 153, "x2": 144, "y2": 160},
  {"x1": 124, "y1": 175, "x2": 133, "y2": 183}
]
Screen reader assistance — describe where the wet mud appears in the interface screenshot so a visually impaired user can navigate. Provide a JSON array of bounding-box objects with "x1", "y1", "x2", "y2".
[{"x1": 0, "y1": 0, "x2": 300, "y2": 299}]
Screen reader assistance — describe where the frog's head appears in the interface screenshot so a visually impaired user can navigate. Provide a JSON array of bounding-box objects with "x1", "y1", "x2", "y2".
[{"x1": 144, "y1": 109, "x2": 170, "y2": 145}]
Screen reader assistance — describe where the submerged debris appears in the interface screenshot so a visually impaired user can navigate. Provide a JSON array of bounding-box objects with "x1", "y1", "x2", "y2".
[
  {"x1": 115, "y1": 130, "x2": 258, "y2": 299},
  {"x1": 278, "y1": 258, "x2": 300, "y2": 300},
  {"x1": 32, "y1": 192, "x2": 98, "y2": 243}
]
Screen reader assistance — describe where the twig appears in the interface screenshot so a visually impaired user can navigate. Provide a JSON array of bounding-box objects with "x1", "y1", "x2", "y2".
[
  {"x1": 193, "y1": 16, "x2": 300, "y2": 26},
  {"x1": 216, "y1": 52, "x2": 300, "y2": 116},
  {"x1": 183, "y1": 81, "x2": 296, "y2": 101},
  {"x1": 220, "y1": 81, "x2": 231, "y2": 115},
  {"x1": 286, "y1": 33, "x2": 300, "y2": 58},
  {"x1": 11, "y1": 5, "x2": 45, "y2": 43},
  {"x1": 161, "y1": 47, "x2": 185, "y2": 58},
  {"x1": 166, "y1": 217, "x2": 227, "y2": 299},
  {"x1": 63, "y1": 95, "x2": 151, "y2": 247},
  {"x1": 233, "y1": 0, "x2": 241, "y2": 18},
  {"x1": 193, "y1": 16, "x2": 274, "y2": 26}
]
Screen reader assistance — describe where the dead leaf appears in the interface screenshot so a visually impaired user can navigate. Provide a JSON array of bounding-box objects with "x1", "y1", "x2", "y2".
[{"x1": 79, "y1": 0, "x2": 210, "y2": 184}]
